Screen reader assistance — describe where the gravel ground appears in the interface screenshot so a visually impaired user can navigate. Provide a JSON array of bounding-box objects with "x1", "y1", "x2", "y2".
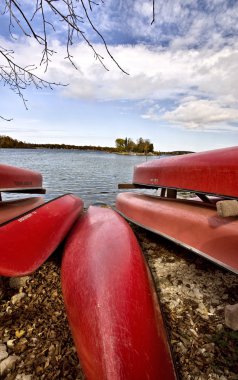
[
  {"x1": 135, "y1": 228, "x2": 238, "y2": 380},
  {"x1": 0, "y1": 226, "x2": 238, "y2": 380}
]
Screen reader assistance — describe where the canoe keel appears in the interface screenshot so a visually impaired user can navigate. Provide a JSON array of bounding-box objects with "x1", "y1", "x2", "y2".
[{"x1": 62, "y1": 206, "x2": 176, "y2": 380}]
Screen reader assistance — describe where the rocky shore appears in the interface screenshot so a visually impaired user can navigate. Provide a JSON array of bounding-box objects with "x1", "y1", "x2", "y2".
[{"x1": 0, "y1": 226, "x2": 238, "y2": 379}]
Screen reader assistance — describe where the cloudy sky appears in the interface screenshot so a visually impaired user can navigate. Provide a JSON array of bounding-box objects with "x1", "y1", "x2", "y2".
[{"x1": 0, "y1": 0, "x2": 238, "y2": 152}]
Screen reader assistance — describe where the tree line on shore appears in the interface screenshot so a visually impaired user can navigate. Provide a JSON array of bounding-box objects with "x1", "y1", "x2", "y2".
[
  {"x1": 0, "y1": 135, "x2": 193, "y2": 156},
  {"x1": 0, "y1": 135, "x2": 157, "y2": 154},
  {"x1": 0, "y1": 135, "x2": 116, "y2": 152}
]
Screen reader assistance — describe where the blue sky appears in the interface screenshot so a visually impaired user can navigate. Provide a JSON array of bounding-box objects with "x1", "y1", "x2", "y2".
[{"x1": 0, "y1": 0, "x2": 238, "y2": 152}]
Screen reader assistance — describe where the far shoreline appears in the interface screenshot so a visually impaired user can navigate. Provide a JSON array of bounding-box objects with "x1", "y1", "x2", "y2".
[
  {"x1": 0, "y1": 147, "x2": 194, "y2": 156},
  {"x1": 0, "y1": 135, "x2": 194, "y2": 156}
]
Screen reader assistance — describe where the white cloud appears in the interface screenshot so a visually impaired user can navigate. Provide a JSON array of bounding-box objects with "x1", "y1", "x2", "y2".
[
  {"x1": 45, "y1": 41, "x2": 238, "y2": 106},
  {"x1": 134, "y1": 1, "x2": 152, "y2": 18},
  {"x1": 141, "y1": 104, "x2": 164, "y2": 120},
  {"x1": 163, "y1": 99, "x2": 238, "y2": 131},
  {"x1": 89, "y1": 0, "x2": 238, "y2": 52},
  {"x1": 1, "y1": 25, "x2": 238, "y2": 134}
]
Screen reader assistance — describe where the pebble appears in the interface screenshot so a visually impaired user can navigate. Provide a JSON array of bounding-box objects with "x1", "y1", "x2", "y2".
[
  {"x1": 176, "y1": 342, "x2": 187, "y2": 354},
  {"x1": 11, "y1": 292, "x2": 26, "y2": 305},
  {"x1": 6, "y1": 339, "x2": 15, "y2": 349},
  {"x1": 203, "y1": 342, "x2": 215, "y2": 353},
  {"x1": 141, "y1": 242, "x2": 150, "y2": 249},
  {"x1": 0, "y1": 343, "x2": 8, "y2": 362},
  {"x1": 224, "y1": 303, "x2": 238, "y2": 331},
  {"x1": 15, "y1": 375, "x2": 32, "y2": 380},
  {"x1": 0, "y1": 355, "x2": 19, "y2": 376},
  {"x1": 9, "y1": 277, "x2": 30, "y2": 289}
]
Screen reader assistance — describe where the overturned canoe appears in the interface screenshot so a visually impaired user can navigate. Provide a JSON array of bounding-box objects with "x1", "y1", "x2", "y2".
[
  {"x1": 62, "y1": 206, "x2": 176, "y2": 380},
  {"x1": 133, "y1": 146, "x2": 238, "y2": 198},
  {"x1": 0, "y1": 197, "x2": 44, "y2": 224},
  {"x1": 0, "y1": 163, "x2": 45, "y2": 193},
  {"x1": 116, "y1": 192, "x2": 238, "y2": 275},
  {"x1": 0, "y1": 194, "x2": 84, "y2": 276}
]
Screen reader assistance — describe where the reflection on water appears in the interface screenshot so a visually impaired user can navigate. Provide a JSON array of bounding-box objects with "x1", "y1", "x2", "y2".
[{"x1": 0, "y1": 149, "x2": 159, "y2": 207}]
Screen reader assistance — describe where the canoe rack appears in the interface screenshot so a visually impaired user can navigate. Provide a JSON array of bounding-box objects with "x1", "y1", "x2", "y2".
[
  {"x1": 0, "y1": 188, "x2": 46, "y2": 201},
  {"x1": 118, "y1": 183, "x2": 216, "y2": 203}
]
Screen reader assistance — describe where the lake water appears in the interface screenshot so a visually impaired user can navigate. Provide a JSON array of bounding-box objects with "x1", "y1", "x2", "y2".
[{"x1": 0, "y1": 149, "x2": 159, "y2": 207}]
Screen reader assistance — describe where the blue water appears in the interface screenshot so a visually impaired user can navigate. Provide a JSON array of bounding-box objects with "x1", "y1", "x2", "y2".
[{"x1": 0, "y1": 149, "x2": 158, "y2": 207}]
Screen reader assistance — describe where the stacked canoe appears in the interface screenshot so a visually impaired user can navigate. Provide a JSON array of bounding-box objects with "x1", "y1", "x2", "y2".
[
  {"x1": 0, "y1": 162, "x2": 177, "y2": 379},
  {"x1": 0, "y1": 163, "x2": 45, "y2": 196},
  {"x1": 0, "y1": 163, "x2": 84, "y2": 276},
  {"x1": 2, "y1": 146, "x2": 238, "y2": 378},
  {"x1": 116, "y1": 146, "x2": 238, "y2": 275}
]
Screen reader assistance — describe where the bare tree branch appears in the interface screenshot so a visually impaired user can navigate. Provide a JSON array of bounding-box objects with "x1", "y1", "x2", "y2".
[
  {"x1": 151, "y1": 0, "x2": 155, "y2": 25},
  {"x1": 1, "y1": 0, "x2": 159, "y2": 120},
  {"x1": 80, "y1": 0, "x2": 128, "y2": 74},
  {"x1": 0, "y1": 0, "x2": 119, "y2": 119},
  {"x1": 0, "y1": 115, "x2": 13, "y2": 122},
  {"x1": 0, "y1": 47, "x2": 65, "y2": 115},
  {"x1": 2, "y1": 1, "x2": 129, "y2": 74}
]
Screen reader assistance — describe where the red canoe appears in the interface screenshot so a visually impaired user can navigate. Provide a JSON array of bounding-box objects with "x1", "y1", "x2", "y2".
[
  {"x1": 0, "y1": 197, "x2": 45, "y2": 224},
  {"x1": 0, "y1": 194, "x2": 84, "y2": 276},
  {"x1": 133, "y1": 146, "x2": 238, "y2": 198},
  {"x1": 116, "y1": 192, "x2": 238, "y2": 275},
  {"x1": 0, "y1": 163, "x2": 45, "y2": 193},
  {"x1": 62, "y1": 206, "x2": 176, "y2": 380}
]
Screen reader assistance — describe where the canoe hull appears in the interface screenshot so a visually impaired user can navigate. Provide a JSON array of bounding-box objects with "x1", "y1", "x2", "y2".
[
  {"x1": 0, "y1": 197, "x2": 44, "y2": 224},
  {"x1": 0, "y1": 163, "x2": 44, "y2": 192},
  {"x1": 0, "y1": 194, "x2": 84, "y2": 276},
  {"x1": 116, "y1": 192, "x2": 238, "y2": 274},
  {"x1": 133, "y1": 146, "x2": 238, "y2": 198},
  {"x1": 62, "y1": 206, "x2": 176, "y2": 380}
]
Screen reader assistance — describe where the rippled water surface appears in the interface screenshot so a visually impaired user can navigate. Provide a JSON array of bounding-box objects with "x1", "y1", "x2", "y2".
[{"x1": 0, "y1": 149, "x2": 158, "y2": 207}]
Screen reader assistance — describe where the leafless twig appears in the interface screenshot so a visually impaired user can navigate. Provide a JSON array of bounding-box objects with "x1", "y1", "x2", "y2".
[
  {"x1": 0, "y1": 115, "x2": 13, "y2": 121},
  {"x1": 0, "y1": 0, "x2": 157, "y2": 120},
  {"x1": 0, "y1": 46, "x2": 64, "y2": 119},
  {"x1": 151, "y1": 0, "x2": 155, "y2": 25}
]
